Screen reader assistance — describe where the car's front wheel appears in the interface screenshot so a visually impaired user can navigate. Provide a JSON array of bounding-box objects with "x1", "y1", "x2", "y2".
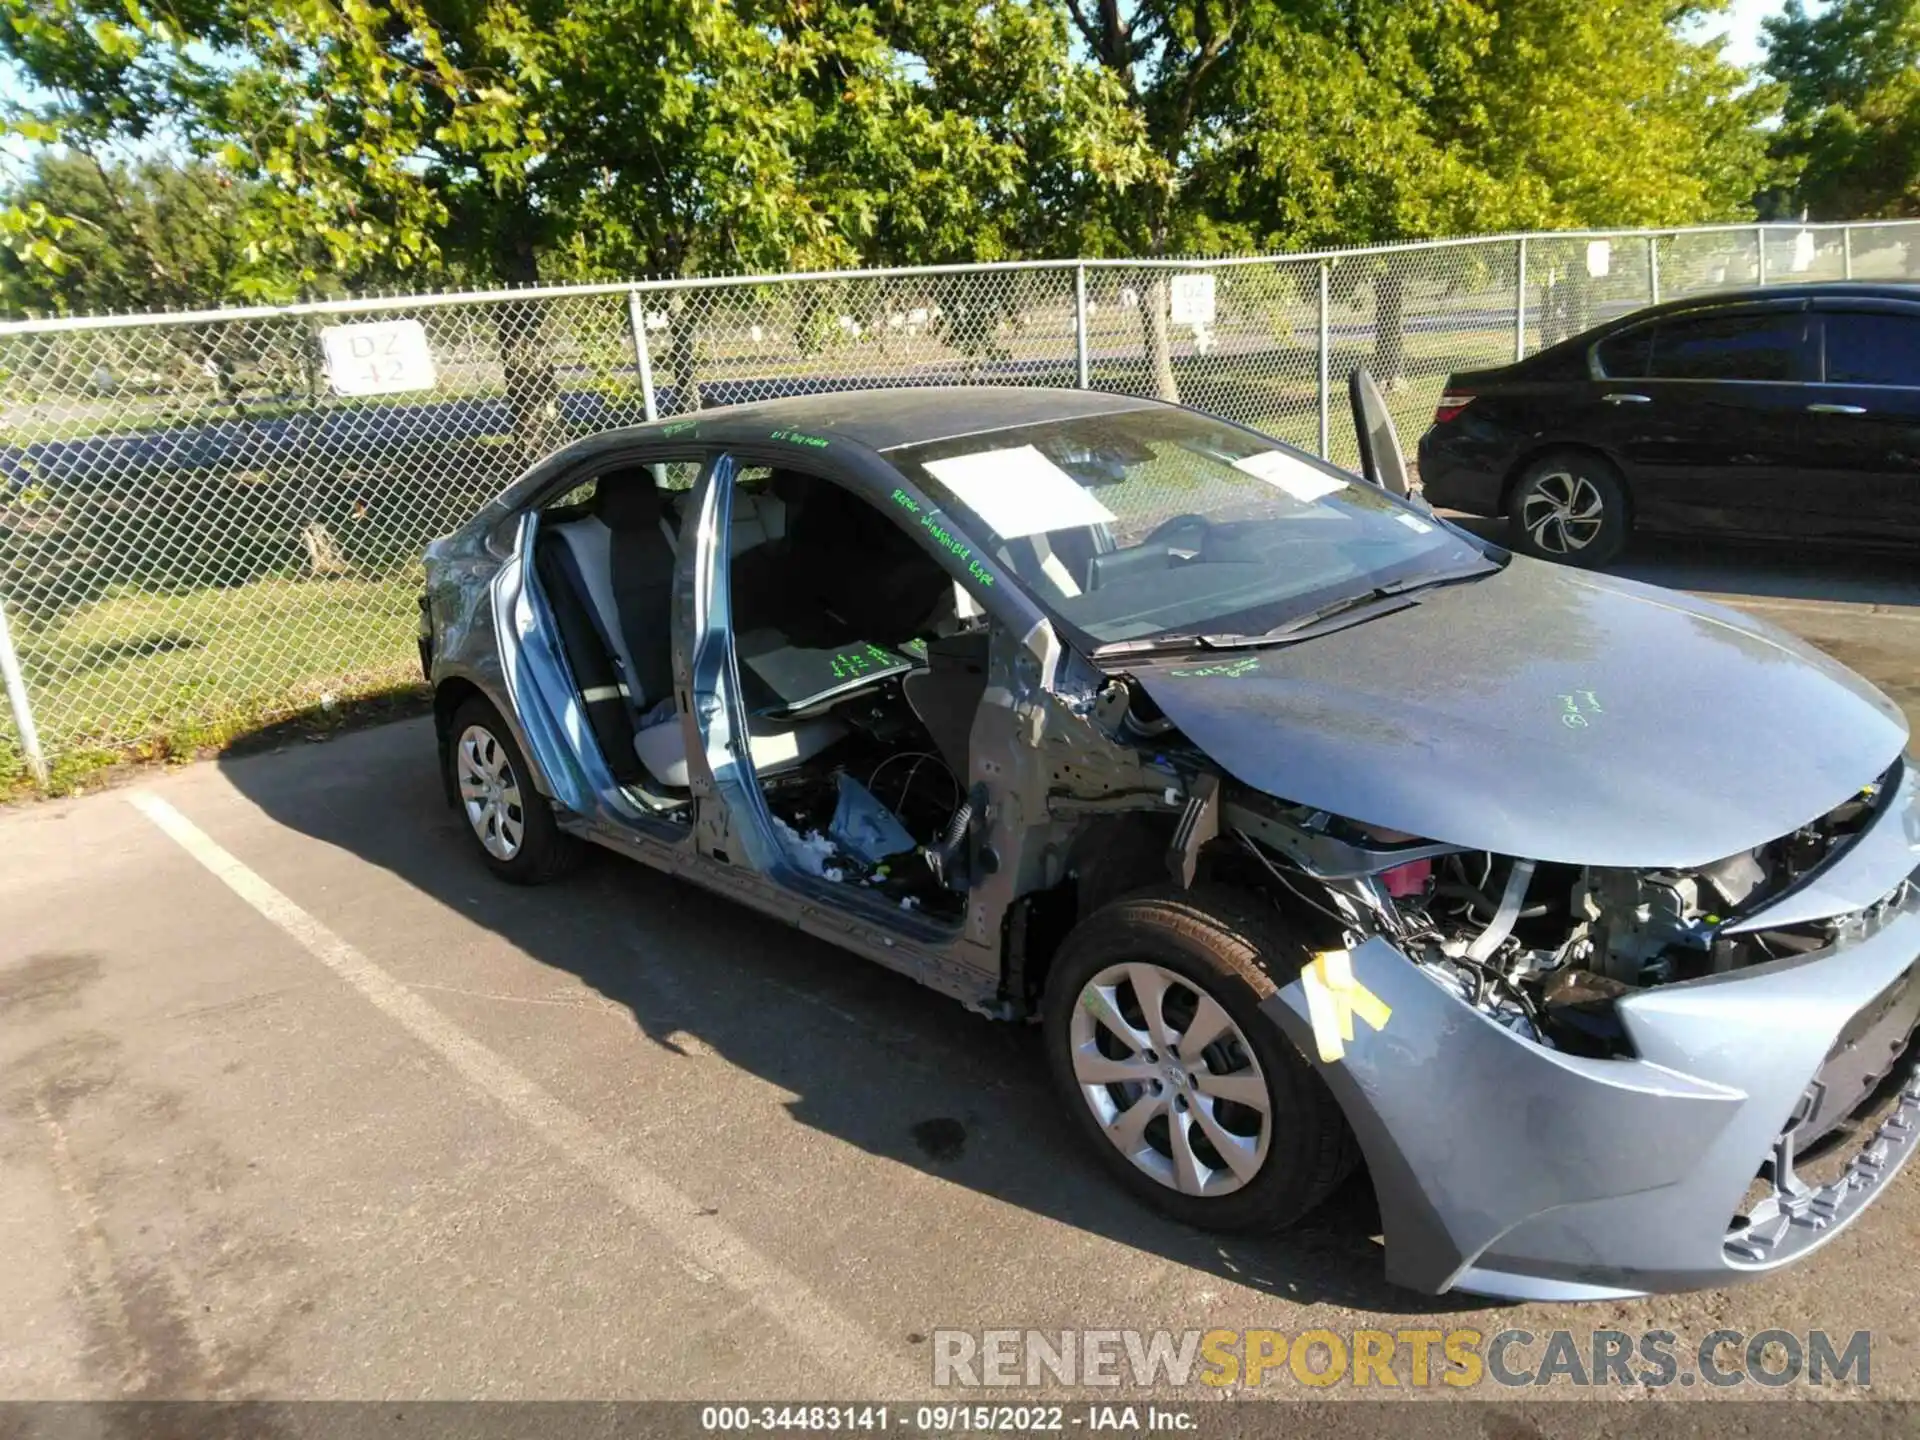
[
  {"x1": 1506, "y1": 451, "x2": 1630, "y2": 567},
  {"x1": 447, "y1": 696, "x2": 584, "y2": 884},
  {"x1": 1042, "y1": 888, "x2": 1357, "y2": 1232}
]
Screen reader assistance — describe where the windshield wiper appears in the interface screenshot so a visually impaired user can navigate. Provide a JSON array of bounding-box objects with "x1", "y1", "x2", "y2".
[
  {"x1": 1248, "y1": 561, "x2": 1498, "y2": 642},
  {"x1": 1092, "y1": 561, "x2": 1498, "y2": 659},
  {"x1": 1094, "y1": 632, "x2": 1251, "y2": 657}
]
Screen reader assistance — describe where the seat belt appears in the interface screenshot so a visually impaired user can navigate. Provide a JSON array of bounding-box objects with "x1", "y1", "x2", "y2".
[
  {"x1": 535, "y1": 538, "x2": 650, "y2": 785},
  {"x1": 544, "y1": 539, "x2": 646, "y2": 723}
]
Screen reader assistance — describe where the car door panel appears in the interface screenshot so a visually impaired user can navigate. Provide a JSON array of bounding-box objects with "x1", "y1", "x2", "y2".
[
  {"x1": 1619, "y1": 384, "x2": 1817, "y2": 535},
  {"x1": 492, "y1": 508, "x2": 631, "y2": 824},
  {"x1": 1800, "y1": 309, "x2": 1920, "y2": 542},
  {"x1": 1617, "y1": 307, "x2": 1817, "y2": 538}
]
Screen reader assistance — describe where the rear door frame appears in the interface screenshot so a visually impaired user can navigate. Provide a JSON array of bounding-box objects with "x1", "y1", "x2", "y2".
[
  {"x1": 683, "y1": 432, "x2": 1057, "y2": 954},
  {"x1": 491, "y1": 440, "x2": 713, "y2": 837}
]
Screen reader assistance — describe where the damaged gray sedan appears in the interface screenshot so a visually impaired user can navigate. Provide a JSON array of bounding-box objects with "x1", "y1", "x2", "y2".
[{"x1": 419, "y1": 385, "x2": 1920, "y2": 1301}]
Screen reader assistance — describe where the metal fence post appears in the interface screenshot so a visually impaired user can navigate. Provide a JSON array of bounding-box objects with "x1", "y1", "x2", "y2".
[
  {"x1": 1756, "y1": 225, "x2": 1768, "y2": 285},
  {"x1": 1843, "y1": 226, "x2": 1855, "y2": 279},
  {"x1": 627, "y1": 288, "x2": 659, "y2": 421},
  {"x1": 1074, "y1": 264, "x2": 1090, "y2": 390},
  {"x1": 1317, "y1": 261, "x2": 1331, "y2": 459},
  {"x1": 0, "y1": 595, "x2": 47, "y2": 789},
  {"x1": 1648, "y1": 235, "x2": 1661, "y2": 304},
  {"x1": 1514, "y1": 238, "x2": 1528, "y2": 362}
]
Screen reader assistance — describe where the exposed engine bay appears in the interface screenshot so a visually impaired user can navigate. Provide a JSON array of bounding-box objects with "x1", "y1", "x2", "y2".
[{"x1": 1228, "y1": 769, "x2": 1903, "y2": 1058}]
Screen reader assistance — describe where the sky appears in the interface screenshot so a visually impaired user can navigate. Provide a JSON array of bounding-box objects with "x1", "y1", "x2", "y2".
[{"x1": 1709, "y1": 0, "x2": 1792, "y2": 69}]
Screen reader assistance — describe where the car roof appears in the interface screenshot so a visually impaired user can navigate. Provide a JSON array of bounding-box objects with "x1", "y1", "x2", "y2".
[
  {"x1": 610, "y1": 385, "x2": 1164, "y2": 454},
  {"x1": 1616, "y1": 280, "x2": 1920, "y2": 325},
  {"x1": 1469, "y1": 280, "x2": 1920, "y2": 381}
]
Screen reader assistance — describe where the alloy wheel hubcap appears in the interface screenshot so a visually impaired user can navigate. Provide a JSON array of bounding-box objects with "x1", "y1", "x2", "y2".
[
  {"x1": 456, "y1": 724, "x2": 524, "y2": 861},
  {"x1": 1520, "y1": 471, "x2": 1605, "y2": 555},
  {"x1": 1069, "y1": 962, "x2": 1272, "y2": 1197}
]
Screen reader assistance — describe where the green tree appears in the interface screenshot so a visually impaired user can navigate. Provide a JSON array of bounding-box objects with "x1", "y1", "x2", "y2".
[
  {"x1": 1, "y1": 0, "x2": 1778, "y2": 392},
  {"x1": 0, "y1": 151, "x2": 299, "y2": 316},
  {"x1": 1765, "y1": 0, "x2": 1920, "y2": 218},
  {"x1": 82, "y1": 0, "x2": 1146, "y2": 426},
  {"x1": 1424, "y1": 0, "x2": 1777, "y2": 355},
  {"x1": 1433, "y1": 0, "x2": 1775, "y2": 230},
  {"x1": 1064, "y1": 0, "x2": 1771, "y2": 393}
]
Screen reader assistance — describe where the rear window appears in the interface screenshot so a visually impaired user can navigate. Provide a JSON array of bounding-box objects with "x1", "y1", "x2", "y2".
[
  {"x1": 1648, "y1": 311, "x2": 1812, "y2": 382},
  {"x1": 1594, "y1": 326, "x2": 1654, "y2": 378},
  {"x1": 1823, "y1": 312, "x2": 1920, "y2": 386}
]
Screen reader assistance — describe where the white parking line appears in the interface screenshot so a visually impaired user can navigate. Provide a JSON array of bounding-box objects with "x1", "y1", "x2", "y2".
[{"x1": 126, "y1": 789, "x2": 919, "y2": 1395}]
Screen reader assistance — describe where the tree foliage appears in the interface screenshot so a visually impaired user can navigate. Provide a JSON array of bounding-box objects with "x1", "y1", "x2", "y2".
[
  {"x1": 1765, "y1": 0, "x2": 1920, "y2": 219},
  {"x1": 1064, "y1": 0, "x2": 1771, "y2": 254},
  {"x1": 0, "y1": 151, "x2": 300, "y2": 314},
  {"x1": 0, "y1": 0, "x2": 1790, "y2": 309}
]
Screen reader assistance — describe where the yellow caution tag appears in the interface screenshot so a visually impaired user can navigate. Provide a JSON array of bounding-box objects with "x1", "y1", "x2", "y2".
[{"x1": 1301, "y1": 949, "x2": 1392, "y2": 1064}]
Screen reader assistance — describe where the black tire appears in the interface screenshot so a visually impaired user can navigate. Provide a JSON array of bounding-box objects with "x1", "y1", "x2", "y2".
[
  {"x1": 1505, "y1": 450, "x2": 1630, "y2": 568},
  {"x1": 1042, "y1": 886, "x2": 1358, "y2": 1233},
  {"x1": 446, "y1": 696, "x2": 585, "y2": 884}
]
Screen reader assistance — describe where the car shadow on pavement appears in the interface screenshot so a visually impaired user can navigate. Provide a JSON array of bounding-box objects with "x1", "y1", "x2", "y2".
[
  {"x1": 218, "y1": 717, "x2": 1481, "y2": 1319},
  {"x1": 1445, "y1": 514, "x2": 1920, "y2": 610}
]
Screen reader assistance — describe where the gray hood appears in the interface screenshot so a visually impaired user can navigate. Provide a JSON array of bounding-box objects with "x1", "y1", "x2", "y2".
[{"x1": 1129, "y1": 558, "x2": 1908, "y2": 869}]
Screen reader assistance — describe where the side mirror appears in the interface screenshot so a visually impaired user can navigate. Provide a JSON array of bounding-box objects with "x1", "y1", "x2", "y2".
[{"x1": 1348, "y1": 367, "x2": 1414, "y2": 500}]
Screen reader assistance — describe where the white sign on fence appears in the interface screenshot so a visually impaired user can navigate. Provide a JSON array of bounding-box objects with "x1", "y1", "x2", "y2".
[
  {"x1": 1585, "y1": 240, "x2": 1612, "y2": 279},
  {"x1": 1169, "y1": 273, "x2": 1217, "y2": 326},
  {"x1": 320, "y1": 319, "x2": 438, "y2": 396}
]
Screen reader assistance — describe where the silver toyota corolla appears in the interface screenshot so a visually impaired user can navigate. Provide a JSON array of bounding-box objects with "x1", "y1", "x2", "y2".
[{"x1": 419, "y1": 384, "x2": 1920, "y2": 1301}]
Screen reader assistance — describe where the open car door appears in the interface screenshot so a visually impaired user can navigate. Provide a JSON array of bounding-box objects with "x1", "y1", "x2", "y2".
[
  {"x1": 490, "y1": 508, "x2": 614, "y2": 823},
  {"x1": 1349, "y1": 367, "x2": 1413, "y2": 497},
  {"x1": 492, "y1": 459, "x2": 705, "y2": 837},
  {"x1": 677, "y1": 453, "x2": 798, "y2": 875}
]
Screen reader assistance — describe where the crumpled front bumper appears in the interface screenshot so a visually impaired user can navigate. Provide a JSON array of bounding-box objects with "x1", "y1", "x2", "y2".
[{"x1": 1260, "y1": 771, "x2": 1920, "y2": 1301}]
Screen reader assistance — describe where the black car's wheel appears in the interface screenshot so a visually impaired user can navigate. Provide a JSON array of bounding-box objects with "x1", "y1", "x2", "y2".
[
  {"x1": 1506, "y1": 451, "x2": 1630, "y2": 567},
  {"x1": 447, "y1": 696, "x2": 584, "y2": 884},
  {"x1": 1043, "y1": 887, "x2": 1357, "y2": 1233}
]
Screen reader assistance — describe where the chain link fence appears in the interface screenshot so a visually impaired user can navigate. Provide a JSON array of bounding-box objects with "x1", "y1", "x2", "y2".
[{"x1": 1, "y1": 219, "x2": 1914, "y2": 791}]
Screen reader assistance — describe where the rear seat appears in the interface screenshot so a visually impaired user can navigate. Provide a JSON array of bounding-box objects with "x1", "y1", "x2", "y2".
[{"x1": 543, "y1": 476, "x2": 843, "y2": 791}]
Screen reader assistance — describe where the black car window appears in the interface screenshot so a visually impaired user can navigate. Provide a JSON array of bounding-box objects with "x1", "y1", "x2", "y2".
[
  {"x1": 1823, "y1": 312, "x2": 1920, "y2": 386},
  {"x1": 1594, "y1": 326, "x2": 1654, "y2": 378},
  {"x1": 1648, "y1": 311, "x2": 1812, "y2": 381}
]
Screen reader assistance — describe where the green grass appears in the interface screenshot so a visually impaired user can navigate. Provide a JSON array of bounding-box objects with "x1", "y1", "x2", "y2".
[{"x1": 1, "y1": 572, "x2": 428, "y2": 796}]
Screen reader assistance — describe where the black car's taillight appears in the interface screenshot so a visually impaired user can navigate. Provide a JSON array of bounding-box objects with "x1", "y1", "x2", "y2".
[{"x1": 1433, "y1": 392, "x2": 1474, "y2": 424}]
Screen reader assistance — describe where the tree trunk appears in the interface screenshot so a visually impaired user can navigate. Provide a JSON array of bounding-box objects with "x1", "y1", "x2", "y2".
[
  {"x1": 664, "y1": 297, "x2": 702, "y2": 415},
  {"x1": 1372, "y1": 270, "x2": 1407, "y2": 390},
  {"x1": 1140, "y1": 275, "x2": 1179, "y2": 403},
  {"x1": 490, "y1": 216, "x2": 559, "y2": 460},
  {"x1": 1566, "y1": 267, "x2": 1594, "y2": 340},
  {"x1": 293, "y1": 320, "x2": 343, "y2": 578}
]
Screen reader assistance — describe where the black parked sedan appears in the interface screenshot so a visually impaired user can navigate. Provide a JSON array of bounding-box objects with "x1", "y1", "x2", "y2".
[{"x1": 1417, "y1": 281, "x2": 1920, "y2": 566}]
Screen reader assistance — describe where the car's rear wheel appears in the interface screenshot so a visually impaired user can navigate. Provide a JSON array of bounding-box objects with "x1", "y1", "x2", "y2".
[
  {"x1": 1042, "y1": 887, "x2": 1357, "y2": 1232},
  {"x1": 448, "y1": 696, "x2": 584, "y2": 884},
  {"x1": 1507, "y1": 451, "x2": 1629, "y2": 567}
]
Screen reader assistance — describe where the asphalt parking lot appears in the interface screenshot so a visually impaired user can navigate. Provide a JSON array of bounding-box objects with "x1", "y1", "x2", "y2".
[{"x1": 4, "y1": 530, "x2": 1920, "y2": 1404}]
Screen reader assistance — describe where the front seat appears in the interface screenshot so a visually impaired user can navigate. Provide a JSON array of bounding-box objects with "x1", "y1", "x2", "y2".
[{"x1": 590, "y1": 472, "x2": 845, "y2": 789}]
